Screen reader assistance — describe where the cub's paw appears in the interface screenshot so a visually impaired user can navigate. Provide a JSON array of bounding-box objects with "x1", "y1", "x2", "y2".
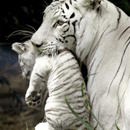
[{"x1": 25, "y1": 89, "x2": 42, "y2": 107}]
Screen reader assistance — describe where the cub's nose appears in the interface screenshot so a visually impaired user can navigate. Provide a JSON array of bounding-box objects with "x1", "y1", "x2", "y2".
[{"x1": 26, "y1": 71, "x2": 31, "y2": 77}]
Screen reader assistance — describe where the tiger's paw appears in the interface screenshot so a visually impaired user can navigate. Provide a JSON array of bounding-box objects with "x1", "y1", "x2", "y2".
[{"x1": 25, "y1": 89, "x2": 42, "y2": 107}]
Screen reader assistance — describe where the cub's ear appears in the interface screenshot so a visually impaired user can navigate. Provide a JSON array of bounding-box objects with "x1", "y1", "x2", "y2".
[{"x1": 12, "y1": 42, "x2": 26, "y2": 54}]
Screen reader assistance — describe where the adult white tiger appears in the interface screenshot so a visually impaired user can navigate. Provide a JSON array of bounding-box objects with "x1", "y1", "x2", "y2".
[
  {"x1": 12, "y1": 40, "x2": 90, "y2": 130},
  {"x1": 30, "y1": 0, "x2": 130, "y2": 129}
]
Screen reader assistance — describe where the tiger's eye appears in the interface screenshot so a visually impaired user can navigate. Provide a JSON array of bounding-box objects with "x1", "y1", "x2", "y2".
[{"x1": 58, "y1": 20, "x2": 64, "y2": 26}]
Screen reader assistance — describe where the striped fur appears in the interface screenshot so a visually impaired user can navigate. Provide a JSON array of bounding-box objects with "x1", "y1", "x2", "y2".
[
  {"x1": 12, "y1": 41, "x2": 90, "y2": 130},
  {"x1": 31, "y1": 0, "x2": 130, "y2": 129},
  {"x1": 33, "y1": 50, "x2": 89, "y2": 130}
]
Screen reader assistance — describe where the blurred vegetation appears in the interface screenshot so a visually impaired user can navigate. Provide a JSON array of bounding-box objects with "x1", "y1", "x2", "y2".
[{"x1": 0, "y1": 0, "x2": 130, "y2": 43}]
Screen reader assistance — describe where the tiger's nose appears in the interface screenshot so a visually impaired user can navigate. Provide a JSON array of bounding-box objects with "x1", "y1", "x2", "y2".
[
  {"x1": 31, "y1": 33, "x2": 44, "y2": 48},
  {"x1": 31, "y1": 37, "x2": 43, "y2": 47},
  {"x1": 31, "y1": 41, "x2": 43, "y2": 48},
  {"x1": 31, "y1": 38, "x2": 47, "y2": 48}
]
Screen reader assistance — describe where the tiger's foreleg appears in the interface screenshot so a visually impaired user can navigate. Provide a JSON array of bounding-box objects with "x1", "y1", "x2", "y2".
[{"x1": 25, "y1": 56, "x2": 52, "y2": 107}]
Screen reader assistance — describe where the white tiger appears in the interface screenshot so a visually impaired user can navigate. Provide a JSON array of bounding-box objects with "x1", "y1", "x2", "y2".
[
  {"x1": 30, "y1": 0, "x2": 130, "y2": 129},
  {"x1": 12, "y1": 40, "x2": 90, "y2": 130}
]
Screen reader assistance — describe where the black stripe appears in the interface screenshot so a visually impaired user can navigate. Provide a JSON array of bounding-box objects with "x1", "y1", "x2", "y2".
[
  {"x1": 125, "y1": 37, "x2": 130, "y2": 45},
  {"x1": 61, "y1": 8, "x2": 65, "y2": 13},
  {"x1": 64, "y1": 71, "x2": 82, "y2": 83},
  {"x1": 63, "y1": 25, "x2": 69, "y2": 33},
  {"x1": 89, "y1": 58, "x2": 96, "y2": 74},
  {"x1": 36, "y1": 73, "x2": 44, "y2": 79},
  {"x1": 91, "y1": 94, "x2": 96, "y2": 109},
  {"x1": 52, "y1": 70, "x2": 82, "y2": 94},
  {"x1": 63, "y1": 35, "x2": 76, "y2": 44},
  {"x1": 69, "y1": 0, "x2": 72, "y2": 4},
  {"x1": 58, "y1": 38, "x2": 64, "y2": 43},
  {"x1": 118, "y1": 26, "x2": 130, "y2": 40},
  {"x1": 90, "y1": 56, "x2": 104, "y2": 87},
  {"x1": 52, "y1": 82, "x2": 70, "y2": 92},
  {"x1": 54, "y1": 10, "x2": 60, "y2": 16},
  {"x1": 70, "y1": 12, "x2": 75, "y2": 19},
  {"x1": 50, "y1": 57, "x2": 74, "y2": 80},
  {"x1": 116, "y1": 7, "x2": 121, "y2": 29},
  {"x1": 76, "y1": 123, "x2": 83, "y2": 128},
  {"x1": 72, "y1": 20, "x2": 77, "y2": 37},
  {"x1": 117, "y1": 67, "x2": 126, "y2": 103},
  {"x1": 93, "y1": 122, "x2": 98, "y2": 130},
  {"x1": 65, "y1": 3, "x2": 69, "y2": 10},
  {"x1": 51, "y1": 57, "x2": 75, "y2": 80},
  {"x1": 78, "y1": 17, "x2": 83, "y2": 28},
  {"x1": 58, "y1": 64, "x2": 77, "y2": 76},
  {"x1": 107, "y1": 41, "x2": 130, "y2": 96},
  {"x1": 62, "y1": 15, "x2": 68, "y2": 19},
  {"x1": 108, "y1": 6, "x2": 121, "y2": 33},
  {"x1": 89, "y1": 25, "x2": 110, "y2": 61}
]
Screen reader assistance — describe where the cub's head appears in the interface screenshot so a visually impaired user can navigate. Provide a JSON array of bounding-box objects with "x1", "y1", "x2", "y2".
[
  {"x1": 31, "y1": 0, "x2": 102, "y2": 59},
  {"x1": 12, "y1": 40, "x2": 57, "y2": 79},
  {"x1": 12, "y1": 40, "x2": 39, "y2": 79}
]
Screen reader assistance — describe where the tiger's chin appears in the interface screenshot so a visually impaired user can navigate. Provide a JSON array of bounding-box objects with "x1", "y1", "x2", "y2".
[{"x1": 57, "y1": 41, "x2": 76, "y2": 53}]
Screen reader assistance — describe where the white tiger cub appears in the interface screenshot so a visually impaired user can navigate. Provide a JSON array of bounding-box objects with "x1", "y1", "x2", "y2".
[{"x1": 12, "y1": 40, "x2": 90, "y2": 130}]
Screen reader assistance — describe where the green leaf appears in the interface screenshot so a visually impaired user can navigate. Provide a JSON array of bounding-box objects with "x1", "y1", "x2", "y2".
[
  {"x1": 26, "y1": 122, "x2": 29, "y2": 130},
  {"x1": 115, "y1": 121, "x2": 120, "y2": 130},
  {"x1": 81, "y1": 82, "x2": 105, "y2": 130}
]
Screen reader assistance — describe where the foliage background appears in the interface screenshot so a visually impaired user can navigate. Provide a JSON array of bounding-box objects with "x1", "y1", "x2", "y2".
[{"x1": 0, "y1": 0, "x2": 130, "y2": 43}]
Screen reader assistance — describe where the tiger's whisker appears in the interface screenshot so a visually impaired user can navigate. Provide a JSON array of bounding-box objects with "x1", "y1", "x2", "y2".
[
  {"x1": 20, "y1": 36, "x2": 32, "y2": 41},
  {"x1": 44, "y1": 1, "x2": 48, "y2": 6},
  {"x1": 7, "y1": 30, "x2": 34, "y2": 40},
  {"x1": 26, "y1": 24, "x2": 36, "y2": 32}
]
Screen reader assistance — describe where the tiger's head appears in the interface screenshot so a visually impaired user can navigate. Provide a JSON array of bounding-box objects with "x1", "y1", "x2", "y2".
[{"x1": 31, "y1": 0, "x2": 102, "y2": 61}]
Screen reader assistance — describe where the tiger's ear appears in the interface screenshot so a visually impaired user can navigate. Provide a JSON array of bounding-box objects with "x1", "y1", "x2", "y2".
[
  {"x1": 12, "y1": 42, "x2": 26, "y2": 54},
  {"x1": 79, "y1": 0, "x2": 102, "y2": 10},
  {"x1": 90, "y1": 0, "x2": 102, "y2": 10},
  {"x1": 52, "y1": 0, "x2": 102, "y2": 10}
]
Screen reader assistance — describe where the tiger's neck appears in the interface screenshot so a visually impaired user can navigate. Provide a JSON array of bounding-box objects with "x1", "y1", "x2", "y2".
[{"x1": 76, "y1": 0, "x2": 130, "y2": 66}]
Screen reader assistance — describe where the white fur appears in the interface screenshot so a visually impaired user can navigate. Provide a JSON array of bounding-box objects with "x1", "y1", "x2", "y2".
[
  {"x1": 12, "y1": 40, "x2": 39, "y2": 79},
  {"x1": 30, "y1": 0, "x2": 130, "y2": 129},
  {"x1": 35, "y1": 122, "x2": 49, "y2": 130},
  {"x1": 12, "y1": 41, "x2": 89, "y2": 130},
  {"x1": 25, "y1": 50, "x2": 89, "y2": 130}
]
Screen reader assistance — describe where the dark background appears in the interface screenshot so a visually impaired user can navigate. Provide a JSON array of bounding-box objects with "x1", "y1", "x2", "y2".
[{"x1": 0, "y1": 0, "x2": 130, "y2": 43}]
